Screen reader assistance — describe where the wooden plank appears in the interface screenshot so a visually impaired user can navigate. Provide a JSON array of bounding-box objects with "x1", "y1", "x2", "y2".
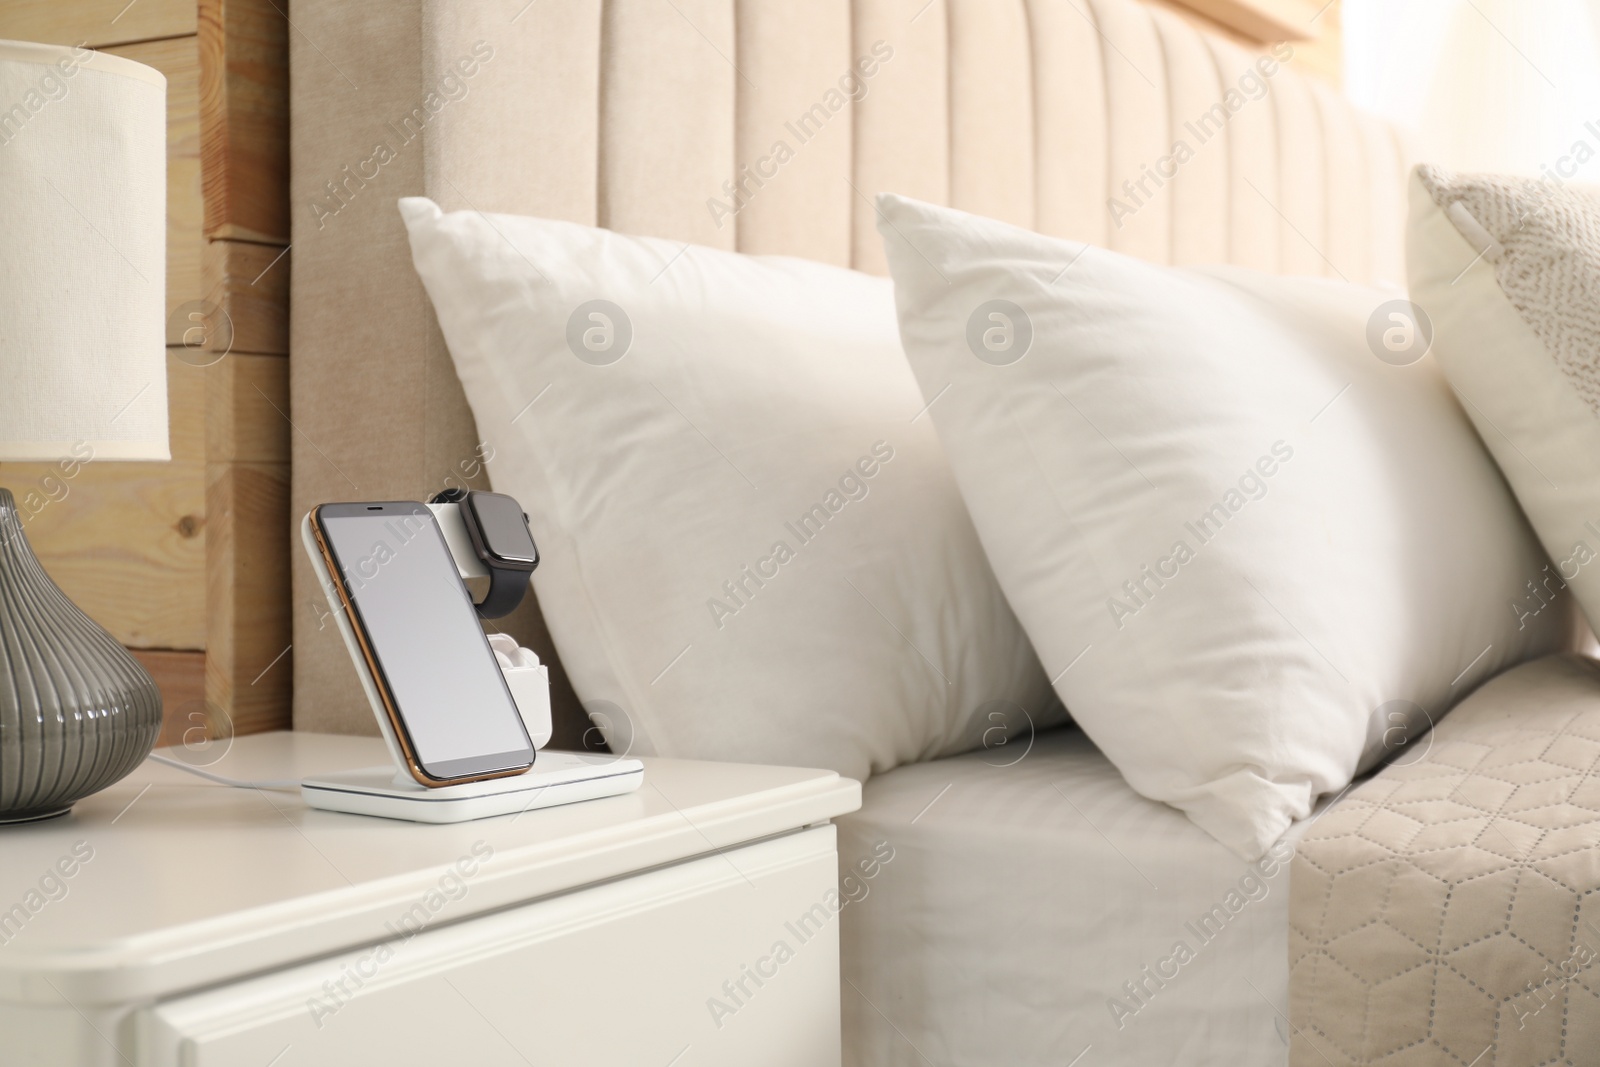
[
  {"x1": 0, "y1": 0, "x2": 195, "y2": 49},
  {"x1": 167, "y1": 155, "x2": 205, "y2": 322},
  {"x1": 129, "y1": 649, "x2": 210, "y2": 748},
  {"x1": 203, "y1": 239, "x2": 289, "y2": 356},
  {"x1": 2, "y1": 460, "x2": 206, "y2": 649},
  {"x1": 200, "y1": 0, "x2": 289, "y2": 243},
  {"x1": 1, "y1": 345, "x2": 207, "y2": 649},
  {"x1": 208, "y1": 354, "x2": 290, "y2": 464},
  {"x1": 167, "y1": 349, "x2": 208, "y2": 461},
  {"x1": 1286, "y1": 1, "x2": 1340, "y2": 86},
  {"x1": 198, "y1": 0, "x2": 293, "y2": 740},
  {"x1": 205, "y1": 461, "x2": 292, "y2": 735},
  {"x1": 1146, "y1": 0, "x2": 1341, "y2": 85},
  {"x1": 1165, "y1": 0, "x2": 1322, "y2": 41}
]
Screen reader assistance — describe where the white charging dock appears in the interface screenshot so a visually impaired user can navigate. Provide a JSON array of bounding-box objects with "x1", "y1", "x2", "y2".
[
  {"x1": 300, "y1": 751, "x2": 642, "y2": 823},
  {"x1": 298, "y1": 508, "x2": 642, "y2": 823}
]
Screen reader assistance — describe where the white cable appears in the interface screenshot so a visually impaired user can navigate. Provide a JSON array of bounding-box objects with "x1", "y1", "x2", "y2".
[{"x1": 147, "y1": 753, "x2": 301, "y2": 791}]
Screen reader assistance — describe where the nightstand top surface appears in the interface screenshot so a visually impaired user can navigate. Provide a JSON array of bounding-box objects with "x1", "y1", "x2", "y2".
[{"x1": 0, "y1": 731, "x2": 860, "y2": 1006}]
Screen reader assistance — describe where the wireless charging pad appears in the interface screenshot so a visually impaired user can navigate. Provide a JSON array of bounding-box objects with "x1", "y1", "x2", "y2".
[
  {"x1": 301, "y1": 751, "x2": 643, "y2": 823},
  {"x1": 299, "y1": 510, "x2": 642, "y2": 823}
]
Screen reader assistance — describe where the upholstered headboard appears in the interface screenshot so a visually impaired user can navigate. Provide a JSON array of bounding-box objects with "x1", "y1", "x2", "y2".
[{"x1": 289, "y1": 0, "x2": 1406, "y2": 739}]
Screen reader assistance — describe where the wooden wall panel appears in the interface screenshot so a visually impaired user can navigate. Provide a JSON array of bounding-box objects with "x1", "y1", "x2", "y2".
[
  {"x1": 204, "y1": 239, "x2": 290, "y2": 355},
  {"x1": 205, "y1": 357, "x2": 290, "y2": 736},
  {"x1": 205, "y1": 461, "x2": 291, "y2": 736},
  {"x1": 1152, "y1": 0, "x2": 1341, "y2": 85},
  {"x1": 4, "y1": 348, "x2": 208, "y2": 651},
  {"x1": 209, "y1": 355, "x2": 291, "y2": 461},
  {"x1": 168, "y1": 351, "x2": 208, "y2": 462},
  {"x1": 199, "y1": 0, "x2": 292, "y2": 736},
  {"x1": 0, "y1": 0, "x2": 195, "y2": 49},
  {"x1": 4, "y1": 460, "x2": 206, "y2": 649},
  {"x1": 200, "y1": 0, "x2": 289, "y2": 243},
  {"x1": 1285, "y1": 1, "x2": 1340, "y2": 87},
  {"x1": 4, "y1": 0, "x2": 292, "y2": 740},
  {"x1": 1169, "y1": 0, "x2": 1323, "y2": 41},
  {"x1": 133, "y1": 649, "x2": 209, "y2": 747}
]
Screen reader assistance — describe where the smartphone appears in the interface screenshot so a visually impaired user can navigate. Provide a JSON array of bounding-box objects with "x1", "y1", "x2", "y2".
[{"x1": 311, "y1": 501, "x2": 535, "y2": 786}]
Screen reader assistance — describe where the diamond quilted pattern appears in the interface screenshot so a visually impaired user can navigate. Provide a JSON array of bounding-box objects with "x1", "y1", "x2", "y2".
[
  {"x1": 1473, "y1": 814, "x2": 1546, "y2": 861},
  {"x1": 1531, "y1": 829, "x2": 1600, "y2": 891},
  {"x1": 1429, "y1": 965, "x2": 1495, "y2": 1063},
  {"x1": 1494, "y1": 979, "x2": 1570, "y2": 1067},
  {"x1": 1405, "y1": 838, "x2": 1516, "y2": 883},
  {"x1": 1406, "y1": 812, "x2": 1492, "y2": 853},
  {"x1": 1516, "y1": 800, "x2": 1598, "y2": 833},
  {"x1": 1391, "y1": 797, "x2": 1496, "y2": 825},
  {"x1": 1305, "y1": 800, "x2": 1383, "y2": 845},
  {"x1": 1505, "y1": 776, "x2": 1584, "y2": 816},
  {"x1": 1383, "y1": 864, "x2": 1451, "y2": 949},
  {"x1": 1292, "y1": 655, "x2": 1600, "y2": 1065},
  {"x1": 1478, "y1": 736, "x2": 1570, "y2": 772},
  {"x1": 1321, "y1": 860, "x2": 1406, "y2": 941},
  {"x1": 1364, "y1": 959, "x2": 1435, "y2": 1058},
  {"x1": 1562, "y1": 978, "x2": 1600, "y2": 1058},
  {"x1": 1387, "y1": 775, "x2": 1470, "y2": 805},
  {"x1": 1438, "y1": 866, "x2": 1517, "y2": 953},
  {"x1": 1506, "y1": 870, "x2": 1583, "y2": 962},
  {"x1": 1293, "y1": 951, "x2": 1374, "y2": 1056},
  {"x1": 1327, "y1": 919, "x2": 1430, "y2": 985},
  {"x1": 1568, "y1": 774, "x2": 1600, "y2": 811},
  {"x1": 1448, "y1": 932, "x2": 1551, "y2": 1000},
  {"x1": 1358, "y1": 808, "x2": 1426, "y2": 852},
  {"x1": 1429, "y1": 740, "x2": 1494, "y2": 773},
  {"x1": 1540, "y1": 733, "x2": 1600, "y2": 772}
]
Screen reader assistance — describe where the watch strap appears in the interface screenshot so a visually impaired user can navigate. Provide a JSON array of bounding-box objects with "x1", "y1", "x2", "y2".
[{"x1": 476, "y1": 566, "x2": 529, "y2": 619}]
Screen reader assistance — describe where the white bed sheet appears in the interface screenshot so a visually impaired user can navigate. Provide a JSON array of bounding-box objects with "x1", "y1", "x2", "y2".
[{"x1": 836, "y1": 725, "x2": 1294, "y2": 1066}]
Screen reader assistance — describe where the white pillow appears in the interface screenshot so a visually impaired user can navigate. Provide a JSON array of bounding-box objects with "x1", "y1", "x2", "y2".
[
  {"x1": 876, "y1": 193, "x2": 1569, "y2": 858},
  {"x1": 1408, "y1": 166, "x2": 1600, "y2": 635},
  {"x1": 399, "y1": 198, "x2": 1056, "y2": 783}
]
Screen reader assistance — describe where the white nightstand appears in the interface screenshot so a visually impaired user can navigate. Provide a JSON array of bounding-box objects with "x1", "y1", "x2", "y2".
[{"x1": 0, "y1": 732, "x2": 861, "y2": 1066}]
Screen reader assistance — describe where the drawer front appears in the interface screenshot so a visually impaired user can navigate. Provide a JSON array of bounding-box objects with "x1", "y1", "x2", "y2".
[{"x1": 137, "y1": 827, "x2": 841, "y2": 1067}]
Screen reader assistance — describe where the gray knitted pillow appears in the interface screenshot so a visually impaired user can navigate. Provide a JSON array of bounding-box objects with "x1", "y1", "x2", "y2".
[{"x1": 1408, "y1": 164, "x2": 1600, "y2": 634}]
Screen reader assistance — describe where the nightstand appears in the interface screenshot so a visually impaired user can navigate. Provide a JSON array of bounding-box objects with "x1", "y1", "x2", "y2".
[{"x1": 0, "y1": 732, "x2": 861, "y2": 1066}]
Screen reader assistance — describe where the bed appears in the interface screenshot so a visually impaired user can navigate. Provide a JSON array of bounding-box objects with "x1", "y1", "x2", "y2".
[
  {"x1": 286, "y1": 2, "x2": 1549, "y2": 1065},
  {"x1": 837, "y1": 725, "x2": 1300, "y2": 1064}
]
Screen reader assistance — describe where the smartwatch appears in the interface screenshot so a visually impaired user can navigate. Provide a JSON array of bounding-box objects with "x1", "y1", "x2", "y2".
[{"x1": 432, "y1": 489, "x2": 539, "y2": 619}]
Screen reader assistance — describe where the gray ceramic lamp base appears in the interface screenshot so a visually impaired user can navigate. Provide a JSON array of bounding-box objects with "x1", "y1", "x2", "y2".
[{"x1": 0, "y1": 488, "x2": 162, "y2": 823}]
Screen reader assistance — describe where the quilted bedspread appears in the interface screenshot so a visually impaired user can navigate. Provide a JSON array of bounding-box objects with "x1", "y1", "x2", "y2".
[{"x1": 1291, "y1": 654, "x2": 1600, "y2": 1065}]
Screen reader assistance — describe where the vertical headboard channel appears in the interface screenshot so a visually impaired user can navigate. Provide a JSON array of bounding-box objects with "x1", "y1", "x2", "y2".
[{"x1": 290, "y1": 0, "x2": 1406, "y2": 737}]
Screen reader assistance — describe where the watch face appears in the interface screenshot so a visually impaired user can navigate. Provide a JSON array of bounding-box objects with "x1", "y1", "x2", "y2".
[{"x1": 469, "y1": 492, "x2": 538, "y2": 565}]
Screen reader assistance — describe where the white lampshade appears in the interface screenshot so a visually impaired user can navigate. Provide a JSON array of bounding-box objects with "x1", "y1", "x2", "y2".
[{"x1": 0, "y1": 40, "x2": 167, "y2": 462}]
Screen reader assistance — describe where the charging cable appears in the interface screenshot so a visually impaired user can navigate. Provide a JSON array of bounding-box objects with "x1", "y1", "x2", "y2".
[{"x1": 146, "y1": 752, "x2": 302, "y2": 791}]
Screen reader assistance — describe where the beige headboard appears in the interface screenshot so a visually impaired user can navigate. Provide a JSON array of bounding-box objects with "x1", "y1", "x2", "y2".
[{"x1": 289, "y1": 0, "x2": 1406, "y2": 739}]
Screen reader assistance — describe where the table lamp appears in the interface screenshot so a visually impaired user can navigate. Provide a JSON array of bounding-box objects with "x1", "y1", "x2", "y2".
[{"x1": 0, "y1": 41, "x2": 168, "y2": 823}]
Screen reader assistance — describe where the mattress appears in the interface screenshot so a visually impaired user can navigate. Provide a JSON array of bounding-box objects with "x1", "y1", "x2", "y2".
[{"x1": 836, "y1": 724, "x2": 1293, "y2": 1066}]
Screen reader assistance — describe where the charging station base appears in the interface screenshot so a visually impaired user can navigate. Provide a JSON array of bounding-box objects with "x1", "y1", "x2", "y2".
[{"x1": 301, "y1": 751, "x2": 644, "y2": 823}]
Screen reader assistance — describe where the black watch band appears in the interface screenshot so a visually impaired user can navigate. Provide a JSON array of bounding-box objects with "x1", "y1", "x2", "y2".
[
  {"x1": 476, "y1": 569, "x2": 531, "y2": 620},
  {"x1": 430, "y1": 488, "x2": 539, "y2": 620}
]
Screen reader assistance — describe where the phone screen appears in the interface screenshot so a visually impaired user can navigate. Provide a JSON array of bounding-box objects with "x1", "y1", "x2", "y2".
[{"x1": 316, "y1": 502, "x2": 534, "y2": 780}]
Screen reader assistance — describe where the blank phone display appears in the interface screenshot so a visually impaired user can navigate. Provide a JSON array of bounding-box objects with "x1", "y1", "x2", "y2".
[{"x1": 319, "y1": 505, "x2": 533, "y2": 778}]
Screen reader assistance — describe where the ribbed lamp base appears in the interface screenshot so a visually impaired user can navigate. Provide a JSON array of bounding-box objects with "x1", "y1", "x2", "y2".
[{"x1": 0, "y1": 488, "x2": 163, "y2": 823}]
